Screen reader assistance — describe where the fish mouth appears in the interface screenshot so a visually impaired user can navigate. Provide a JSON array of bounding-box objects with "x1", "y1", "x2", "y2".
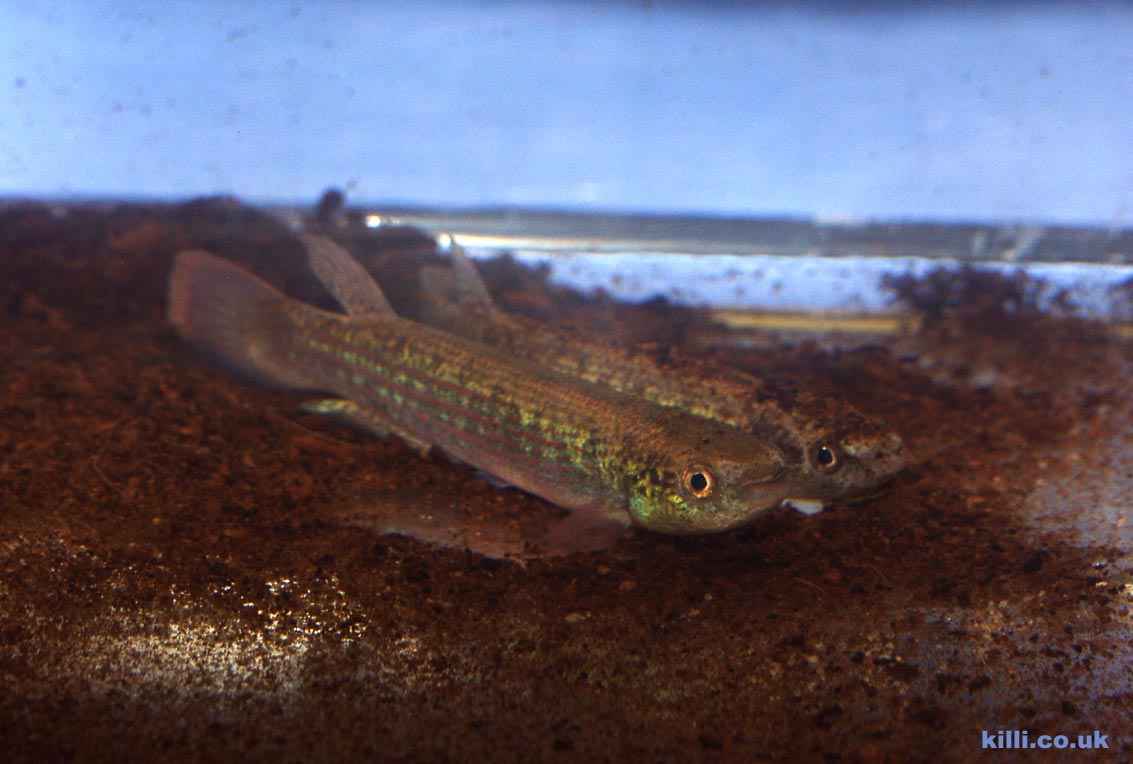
[
  {"x1": 732, "y1": 470, "x2": 792, "y2": 514},
  {"x1": 741, "y1": 455, "x2": 789, "y2": 488},
  {"x1": 745, "y1": 443, "x2": 790, "y2": 485},
  {"x1": 743, "y1": 474, "x2": 790, "y2": 499}
]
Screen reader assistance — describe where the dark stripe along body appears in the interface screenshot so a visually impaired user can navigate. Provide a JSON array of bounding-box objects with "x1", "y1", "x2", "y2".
[
  {"x1": 415, "y1": 243, "x2": 908, "y2": 504},
  {"x1": 168, "y1": 249, "x2": 790, "y2": 535}
]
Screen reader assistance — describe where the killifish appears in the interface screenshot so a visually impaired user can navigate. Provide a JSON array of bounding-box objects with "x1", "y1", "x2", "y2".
[
  {"x1": 167, "y1": 236, "x2": 791, "y2": 539},
  {"x1": 410, "y1": 240, "x2": 907, "y2": 508}
]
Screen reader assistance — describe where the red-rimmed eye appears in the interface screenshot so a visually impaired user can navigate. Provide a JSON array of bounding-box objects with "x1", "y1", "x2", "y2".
[{"x1": 681, "y1": 466, "x2": 716, "y2": 499}]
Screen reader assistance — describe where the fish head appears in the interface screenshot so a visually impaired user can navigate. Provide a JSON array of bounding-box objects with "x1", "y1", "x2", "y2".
[
  {"x1": 786, "y1": 418, "x2": 908, "y2": 502},
  {"x1": 627, "y1": 419, "x2": 790, "y2": 534}
]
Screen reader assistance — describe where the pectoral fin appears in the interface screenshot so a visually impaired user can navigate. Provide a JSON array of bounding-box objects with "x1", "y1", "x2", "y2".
[
  {"x1": 534, "y1": 499, "x2": 632, "y2": 555},
  {"x1": 299, "y1": 398, "x2": 432, "y2": 455}
]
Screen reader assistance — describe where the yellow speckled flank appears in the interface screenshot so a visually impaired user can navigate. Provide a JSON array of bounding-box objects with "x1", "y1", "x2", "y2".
[
  {"x1": 168, "y1": 244, "x2": 791, "y2": 535},
  {"x1": 416, "y1": 244, "x2": 908, "y2": 503}
]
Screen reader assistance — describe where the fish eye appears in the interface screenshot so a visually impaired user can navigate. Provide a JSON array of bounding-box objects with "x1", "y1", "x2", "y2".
[
  {"x1": 681, "y1": 466, "x2": 716, "y2": 499},
  {"x1": 812, "y1": 444, "x2": 842, "y2": 474}
]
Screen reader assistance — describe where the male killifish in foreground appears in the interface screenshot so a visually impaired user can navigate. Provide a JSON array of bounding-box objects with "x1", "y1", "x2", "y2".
[
  {"x1": 410, "y1": 240, "x2": 907, "y2": 508},
  {"x1": 167, "y1": 236, "x2": 792, "y2": 542}
]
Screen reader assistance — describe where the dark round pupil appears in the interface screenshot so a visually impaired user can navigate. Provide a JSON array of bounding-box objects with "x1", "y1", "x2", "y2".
[
  {"x1": 689, "y1": 472, "x2": 709, "y2": 492},
  {"x1": 816, "y1": 446, "x2": 836, "y2": 466}
]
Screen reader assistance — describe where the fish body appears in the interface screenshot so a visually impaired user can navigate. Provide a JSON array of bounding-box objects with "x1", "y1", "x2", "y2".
[
  {"x1": 167, "y1": 241, "x2": 790, "y2": 535},
  {"x1": 413, "y1": 241, "x2": 907, "y2": 504}
]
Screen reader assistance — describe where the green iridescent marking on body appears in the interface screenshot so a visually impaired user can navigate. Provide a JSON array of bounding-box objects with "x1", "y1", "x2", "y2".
[
  {"x1": 167, "y1": 238, "x2": 793, "y2": 539},
  {"x1": 302, "y1": 323, "x2": 599, "y2": 469},
  {"x1": 415, "y1": 242, "x2": 909, "y2": 504}
]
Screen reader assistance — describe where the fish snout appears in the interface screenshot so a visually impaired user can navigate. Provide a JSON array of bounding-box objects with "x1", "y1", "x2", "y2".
[
  {"x1": 746, "y1": 441, "x2": 787, "y2": 484},
  {"x1": 726, "y1": 443, "x2": 792, "y2": 507},
  {"x1": 877, "y1": 432, "x2": 908, "y2": 470},
  {"x1": 844, "y1": 431, "x2": 906, "y2": 461}
]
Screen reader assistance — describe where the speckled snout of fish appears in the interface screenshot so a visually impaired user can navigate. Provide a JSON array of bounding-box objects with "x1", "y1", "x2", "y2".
[{"x1": 841, "y1": 431, "x2": 908, "y2": 478}]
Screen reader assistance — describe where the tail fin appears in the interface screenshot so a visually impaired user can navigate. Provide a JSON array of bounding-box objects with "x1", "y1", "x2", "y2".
[{"x1": 168, "y1": 250, "x2": 305, "y2": 388}]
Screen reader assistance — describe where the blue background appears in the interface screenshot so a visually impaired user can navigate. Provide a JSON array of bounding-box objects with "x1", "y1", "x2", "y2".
[{"x1": 4, "y1": 1, "x2": 1132, "y2": 225}]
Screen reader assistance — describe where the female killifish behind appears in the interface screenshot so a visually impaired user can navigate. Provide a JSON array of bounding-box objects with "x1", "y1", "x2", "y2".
[
  {"x1": 167, "y1": 238, "x2": 791, "y2": 539},
  {"x1": 411, "y1": 241, "x2": 907, "y2": 508}
]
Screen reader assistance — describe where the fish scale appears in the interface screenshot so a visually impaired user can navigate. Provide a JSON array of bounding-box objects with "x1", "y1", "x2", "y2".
[
  {"x1": 413, "y1": 242, "x2": 909, "y2": 505},
  {"x1": 295, "y1": 317, "x2": 618, "y2": 477},
  {"x1": 168, "y1": 245, "x2": 791, "y2": 537}
]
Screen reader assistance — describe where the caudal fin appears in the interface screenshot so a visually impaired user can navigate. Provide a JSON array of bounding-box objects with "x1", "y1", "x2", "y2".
[{"x1": 168, "y1": 250, "x2": 301, "y2": 387}]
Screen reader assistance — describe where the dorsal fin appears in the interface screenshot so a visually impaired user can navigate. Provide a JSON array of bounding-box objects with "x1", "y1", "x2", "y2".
[
  {"x1": 446, "y1": 240, "x2": 501, "y2": 315},
  {"x1": 300, "y1": 233, "x2": 395, "y2": 317},
  {"x1": 418, "y1": 265, "x2": 467, "y2": 332}
]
